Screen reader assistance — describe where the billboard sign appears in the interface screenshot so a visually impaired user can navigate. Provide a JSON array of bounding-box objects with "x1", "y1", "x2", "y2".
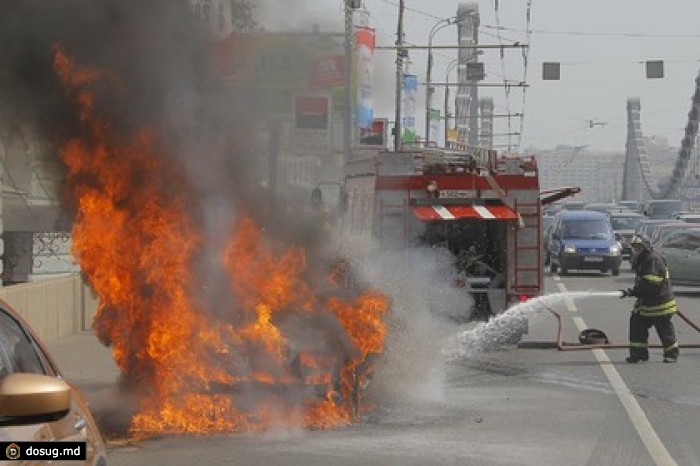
[
  {"x1": 213, "y1": 33, "x2": 345, "y2": 91},
  {"x1": 355, "y1": 27, "x2": 376, "y2": 129},
  {"x1": 359, "y1": 118, "x2": 388, "y2": 147},
  {"x1": 292, "y1": 94, "x2": 331, "y2": 153},
  {"x1": 402, "y1": 74, "x2": 418, "y2": 144}
]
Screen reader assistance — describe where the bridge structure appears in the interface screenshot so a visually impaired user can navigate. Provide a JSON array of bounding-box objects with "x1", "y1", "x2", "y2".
[{"x1": 622, "y1": 71, "x2": 700, "y2": 206}]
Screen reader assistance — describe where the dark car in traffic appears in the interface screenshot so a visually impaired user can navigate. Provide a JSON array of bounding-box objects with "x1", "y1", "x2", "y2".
[
  {"x1": 643, "y1": 199, "x2": 685, "y2": 220},
  {"x1": 583, "y1": 202, "x2": 630, "y2": 214},
  {"x1": 609, "y1": 211, "x2": 644, "y2": 260},
  {"x1": 618, "y1": 200, "x2": 642, "y2": 213}
]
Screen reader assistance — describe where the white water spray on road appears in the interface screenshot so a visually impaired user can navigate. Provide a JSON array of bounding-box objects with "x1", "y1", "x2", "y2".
[{"x1": 446, "y1": 291, "x2": 623, "y2": 357}]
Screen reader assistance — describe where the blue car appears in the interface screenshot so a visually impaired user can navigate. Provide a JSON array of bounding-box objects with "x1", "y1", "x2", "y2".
[{"x1": 547, "y1": 210, "x2": 622, "y2": 276}]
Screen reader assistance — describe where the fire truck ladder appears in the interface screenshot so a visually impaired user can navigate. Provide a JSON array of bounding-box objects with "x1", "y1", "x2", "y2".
[
  {"x1": 378, "y1": 198, "x2": 409, "y2": 247},
  {"x1": 512, "y1": 198, "x2": 542, "y2": 295}
]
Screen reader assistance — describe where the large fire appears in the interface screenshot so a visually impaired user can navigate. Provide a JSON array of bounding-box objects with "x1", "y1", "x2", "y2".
[{"x1": 53, "y1": 46, "x2": 388, "y2": 435}]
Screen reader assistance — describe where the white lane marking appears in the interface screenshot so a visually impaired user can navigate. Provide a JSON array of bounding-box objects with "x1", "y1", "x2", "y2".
[
  {"x1": 474, "y1": 205, "x2": 495, "y2": 219},
  {"x1": 552, "y1": 275, "x2": 561, "y2": 283},
  {"x1": 557, "y1": 282, "x2": 677, "y2": 466},
  {"x1": 555, "y1": 281, "x2": 577, "y2": 313},
  {"x1": 432, "y1": 205, "x2": 455, "y2": 220}
]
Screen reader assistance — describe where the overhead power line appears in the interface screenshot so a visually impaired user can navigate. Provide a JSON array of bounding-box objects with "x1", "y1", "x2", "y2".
[
  {"x1": 377, "y1": 0, "x2": 443, "y2": 21},
  {"x1": 483, "y1": 25, "x2": 700, "y2": 38}
]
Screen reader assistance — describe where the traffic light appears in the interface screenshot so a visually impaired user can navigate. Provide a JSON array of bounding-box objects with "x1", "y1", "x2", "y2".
[
  {"x1": 542, "y1": 62, "x2": 560, "y2": 80},
  {"x1": 646, "y1": 60, "x2": 664, "y2": 79}
]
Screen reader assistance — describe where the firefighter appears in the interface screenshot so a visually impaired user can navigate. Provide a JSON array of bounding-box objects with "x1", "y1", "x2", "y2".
[{"x1": 619, "y1": 234, "x2": 679, "y2": 363}]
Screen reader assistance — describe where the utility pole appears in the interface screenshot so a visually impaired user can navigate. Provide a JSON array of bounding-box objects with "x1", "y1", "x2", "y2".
[
  {"x1": 393, "y1": 0, "x2": 405, "y2": 151},
  {"x1": 344, "y1": 1, "x2": 357, "y2": 168}
]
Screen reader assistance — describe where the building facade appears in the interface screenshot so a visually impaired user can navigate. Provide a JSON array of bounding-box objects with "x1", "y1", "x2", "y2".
[{"x1": 535, "y1": 146, "x2": 625, "y2": 203}]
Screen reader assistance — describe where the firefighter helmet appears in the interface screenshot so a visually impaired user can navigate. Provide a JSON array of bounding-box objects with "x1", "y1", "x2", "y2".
[
  {"x1": 629, "y1": 234, "x2": 651, "y2": 250},
  {"x1": 578, "y1": 328, "x2": 609, "y2": 345}
]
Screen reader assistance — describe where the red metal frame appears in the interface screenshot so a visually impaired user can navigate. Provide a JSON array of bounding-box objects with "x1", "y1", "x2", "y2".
[
  {"x1": 512, "y1": 198, "x2": 542, "y2": 297},
  {"x1": 518, "y1": 307, "x2": 700, "y2": 350}
]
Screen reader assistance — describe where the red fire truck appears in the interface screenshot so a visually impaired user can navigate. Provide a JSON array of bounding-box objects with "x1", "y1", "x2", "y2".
[{"x1": 340, "y1": 147, "x2": 576, "y2": 321}]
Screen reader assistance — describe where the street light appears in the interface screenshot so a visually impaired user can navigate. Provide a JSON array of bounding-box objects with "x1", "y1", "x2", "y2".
[{"x1": 424, "y1": 13, "x2": 469, "y2": 144}]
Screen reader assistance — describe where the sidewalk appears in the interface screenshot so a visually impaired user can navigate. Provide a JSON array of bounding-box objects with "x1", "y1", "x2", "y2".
[
  {"x1": 45, "y1": 331, "x2": 121, "y2": 389},
  {"x1": 45, "y1": 331, "x2": 130, "y2": 438}
]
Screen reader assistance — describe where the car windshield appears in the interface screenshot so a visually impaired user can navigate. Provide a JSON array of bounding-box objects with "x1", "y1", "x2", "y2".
[
  {"x1": 563, "y1": 219, "x2": 612, "y2": 239},
  {"x1": 656, "y1": 225, "x2": 694, "y2": 242},
  {"x1": 662, "y1": 230, "x2": 700, "y2": 250},
  {"x1": 648, "y1": 201, "x2": 684, "y2": 215},
  {"x1": 610, "y1": 217, "x2": 642, "y2": 230},
  {"x1": 0, "y1": 311, "x2": 45, "y2": 375},
  {"x1": 620, "y1": 201, "x2": 639, "y2": 209},
  {"x1": 563, "y1": 202, "x2": 586, "y2": 210}
]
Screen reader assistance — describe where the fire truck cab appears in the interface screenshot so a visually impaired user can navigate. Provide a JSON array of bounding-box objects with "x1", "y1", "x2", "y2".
[{"x1": 341, "y1": 147, "x2": 543, "y2": 321}]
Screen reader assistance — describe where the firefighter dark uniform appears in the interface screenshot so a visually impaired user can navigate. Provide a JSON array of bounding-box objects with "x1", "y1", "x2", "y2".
[{"x1": 620, "y1": 235, "x2": 679, "y2": 363}]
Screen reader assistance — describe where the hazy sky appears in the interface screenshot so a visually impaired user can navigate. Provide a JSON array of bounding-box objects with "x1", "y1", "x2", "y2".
[
  {"x1": 256, "y1": 1, "x2": 700, "y2": 152},
  {"x1": 363, "y1": 0, "x2": 700, "y2": 152}
]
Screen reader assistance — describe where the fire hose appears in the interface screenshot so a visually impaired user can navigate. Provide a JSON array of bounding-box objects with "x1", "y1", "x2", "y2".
[{"x1": 518, "y1": 307, "x2": 700, "y2": 351}]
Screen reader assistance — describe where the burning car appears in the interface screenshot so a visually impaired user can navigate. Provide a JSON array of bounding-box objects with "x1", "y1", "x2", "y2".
[{"x1": 51, "y1": 46, "x2": 389, "y2": 436}]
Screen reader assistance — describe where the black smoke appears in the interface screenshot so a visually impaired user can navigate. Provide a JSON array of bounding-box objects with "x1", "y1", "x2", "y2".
[{"x1": 0, "y1": 0, "x2": 211, "y2": 140}]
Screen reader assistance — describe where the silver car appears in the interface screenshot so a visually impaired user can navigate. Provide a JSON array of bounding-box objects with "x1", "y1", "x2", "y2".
[
  {"x1": 648, "y1": 222, "x2": 699, "y2": 247},
  {"x1": 657, "y1": 228, "x2": 700, "y2": 286},
  {"x1": 609, "y1": 212, "x2": 643, "y2": 260},
  {"x1": 675, "y1": 213, "x2": 700, "y2": 224}
]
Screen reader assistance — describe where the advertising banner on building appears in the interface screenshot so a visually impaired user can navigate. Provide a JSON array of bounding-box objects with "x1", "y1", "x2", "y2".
[
  {"x1": 309, "y1": 56, "x2": 345, "y2": 88},
  {"x1": 359, "y1": 118, "x2": 388, "y2": 147},
  {"x1": 402, "y1": 74, "x2": 418, "y2": 144},
  {"x1": 292, "y1": 94, "x2": 331, "y2": 153},
  {"x1": 212, "y1": 33, "x2": 345, "y2": 91},
  {"x1": 447, "y1": 128, "x2": 459, "y2": 147},
  {"x1": 355, "y1": 27, "x2": 376, "y2": 129}
]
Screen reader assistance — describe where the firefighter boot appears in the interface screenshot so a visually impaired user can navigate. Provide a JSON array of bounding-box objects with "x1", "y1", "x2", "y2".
[{"x1": 663, "y1": 347, "x2": 679, "y2": 363}]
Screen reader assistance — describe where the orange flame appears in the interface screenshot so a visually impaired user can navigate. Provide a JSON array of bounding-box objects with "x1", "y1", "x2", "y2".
[{"x1": 53, "y1": 46, "x2": 389, "y2": 435}]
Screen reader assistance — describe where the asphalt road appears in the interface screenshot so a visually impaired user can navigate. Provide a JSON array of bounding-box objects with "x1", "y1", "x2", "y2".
[{"x1": 48, "y1": 266, "x2": 700, "y2": 466}]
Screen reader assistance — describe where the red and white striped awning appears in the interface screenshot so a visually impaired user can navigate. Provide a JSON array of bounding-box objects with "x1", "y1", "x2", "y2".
[{"x1": 412, "y1": 204, "x2": 520, "y2": 221}]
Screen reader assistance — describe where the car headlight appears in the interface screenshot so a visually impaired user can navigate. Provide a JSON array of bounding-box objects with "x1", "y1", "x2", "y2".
[
  {"x1": 564, "y1": 244, "x2": 576, "y2": 253},
  {"x1": 610, "y1": 243, "x2": 621, "y2": 255}
]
